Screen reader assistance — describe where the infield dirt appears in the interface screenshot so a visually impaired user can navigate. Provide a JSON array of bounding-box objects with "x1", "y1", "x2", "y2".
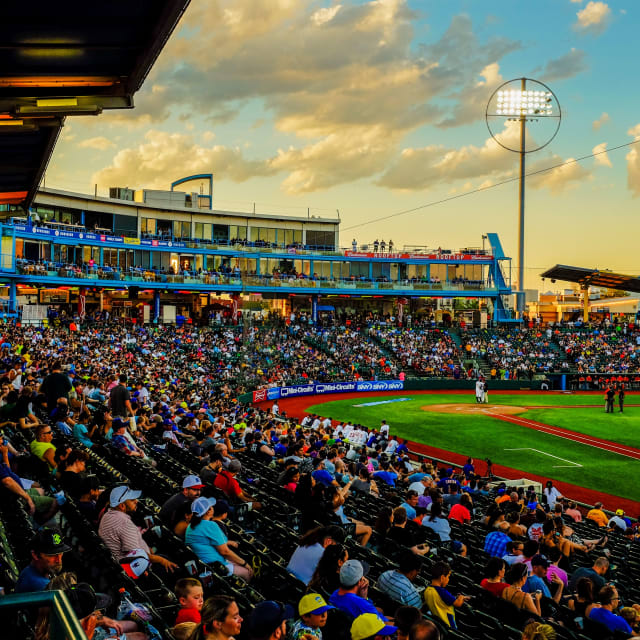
[{"x1": 421, "y1": 403, "x2": 527, "y2": 416}]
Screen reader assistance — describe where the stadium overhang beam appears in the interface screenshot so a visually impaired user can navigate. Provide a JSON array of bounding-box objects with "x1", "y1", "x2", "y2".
[
  {"x1": 0, "y1": 1, "x2": 191, "y2": 209},
  {"x1": 540, "y1": 264, "x2": 640, "y2": 294}
]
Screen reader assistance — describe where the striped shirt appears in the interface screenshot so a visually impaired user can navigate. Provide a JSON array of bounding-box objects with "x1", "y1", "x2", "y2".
[
  {"x1": 98, "y1": 509, "x2": 150, "y2": 560},
  {"x1": 377, "y1": 570, "x2": 422, "y2": 608}
]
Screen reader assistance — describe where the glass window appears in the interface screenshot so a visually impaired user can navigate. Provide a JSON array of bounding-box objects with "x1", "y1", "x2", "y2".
[
  {"x1": 114, "y1": 214, "x2": 137, "y2": 238},
  {"x1": 141, "y1": 218, "x2": 156, "y2": 235},
  {"x1": 306, "y1": 230, "x2": 335, "y2": 249},
  {"x1": 212, "y1": 224, "x2": 228, "y2": 243}
]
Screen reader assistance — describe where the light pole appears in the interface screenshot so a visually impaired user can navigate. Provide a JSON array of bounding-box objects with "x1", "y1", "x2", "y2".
[{"x1": 486, "y1": 78, "x2": 561, "y2": 317}]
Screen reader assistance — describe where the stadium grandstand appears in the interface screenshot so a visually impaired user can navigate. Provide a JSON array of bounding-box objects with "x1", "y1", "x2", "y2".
[{"x1": 2, "y1": 4, "x2": 640, "y2": 640}]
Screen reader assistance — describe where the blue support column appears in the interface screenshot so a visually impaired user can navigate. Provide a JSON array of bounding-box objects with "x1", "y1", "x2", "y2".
[
  {"x1": 153, "y1": 290, "x2": 161, "y2": 323},
  {"x1": 8, "y1": 282, "x2": 17, "y2": 315},
  {"x1": 312, "y1": 294, "x2": 318, "y2": 325}
]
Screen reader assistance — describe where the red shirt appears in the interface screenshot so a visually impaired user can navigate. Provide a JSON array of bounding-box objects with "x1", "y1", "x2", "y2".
[
  {"x1": 214, "y1": 470, "x2": 242, "y2": 498},
  {"x1": 448, "y1": 504, "x2": 471, "y2": 524},
  {"x1": 175, "y1": 607, "x2": 201, "y2": 624},
  {"x1": 480, "y1": 580, "x2": 509, "y2": 597}
]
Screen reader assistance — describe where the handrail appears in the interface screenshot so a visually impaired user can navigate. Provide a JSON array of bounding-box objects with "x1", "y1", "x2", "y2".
[{"x1": 0, "y1": 589, "x2": 86, "y2": 640}]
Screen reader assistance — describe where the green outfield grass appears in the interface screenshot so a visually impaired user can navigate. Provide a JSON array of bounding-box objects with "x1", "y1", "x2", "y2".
[{"x1": 305, "y1": 393, "x2": 640, "y2": 502}]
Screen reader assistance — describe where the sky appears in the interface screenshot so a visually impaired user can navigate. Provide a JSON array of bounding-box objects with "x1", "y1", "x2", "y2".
[{"x1": 46, "y1": 0, "x2": 640, "y2": 291}]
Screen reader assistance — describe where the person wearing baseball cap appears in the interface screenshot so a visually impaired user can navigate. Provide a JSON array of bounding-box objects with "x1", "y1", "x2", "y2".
[
  {"x1": 247, "y1": 600, "x2": 294, "y2": 640},
  {"x1": 214, "y1": 459, "x2": 262, "y2": 510},
  {"x1": 350, "y1": 613, "x2": 398, "y2": 640},
  {"x1": 98, "y1": 485, "x2": 177, "y2": 574},
  {"x1": 289, "y1": 594, "x2": 334, "y2": 639},
  {"x1": 16, "y1": 527, "x2": 71, "y2": 592},
  {"x1": 159, "y1": 475, "x2": 205, "y2": 530},
  {"x1": 525, "y1": 555, "x2": 563, "y2": 603},
  {"x1": 185, "y1": 497, "x2": 253, "y2": 582},
  {"x1": 329, "y1": 560, "x2": 388, "y2": 621},
  {"x1": 608, "y1": 509, "x2": 629, "y2": 531}
]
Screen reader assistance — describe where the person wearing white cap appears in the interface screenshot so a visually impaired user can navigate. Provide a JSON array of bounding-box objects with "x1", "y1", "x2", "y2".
[
  {"x1": 185, "y1": 496, "x2": 253, "y2": 582},
  {"x1": 98, "y1": 485, "x2": 177, "y2": 573},
  {"x1": 159, "y1": 475, "x2": 205, "y2": 530}
]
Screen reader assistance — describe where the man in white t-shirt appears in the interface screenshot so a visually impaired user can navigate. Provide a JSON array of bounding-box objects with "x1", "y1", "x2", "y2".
[
  {"x1": 322, "y1": 417, "x2": 332, "y2": 429},
  {"x1": 385, "y1": 437, "x2": 399, "y2": 455},
  {"x1": 343, "y1": 423, "x2": 354, "y2": 440},
  {"x1": 311, "y1": 416, "x2": 321, "y2": 430},
  {"x1": 380, "y1": 420, "x2": 390, "y2": 439}
]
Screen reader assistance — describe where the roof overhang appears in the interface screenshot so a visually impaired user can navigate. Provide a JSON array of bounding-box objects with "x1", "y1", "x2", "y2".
[
  {"x1": 0, "y1": 1, "x2": 191, "y2": 208},
  {"x1": 540, "y1": 264, "x2": 640, "y2": 294}
]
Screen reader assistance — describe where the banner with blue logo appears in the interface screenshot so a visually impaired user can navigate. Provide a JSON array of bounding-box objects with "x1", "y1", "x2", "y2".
[{"x1": 252, "y1": 379, "x2": 404, "y2": 402}]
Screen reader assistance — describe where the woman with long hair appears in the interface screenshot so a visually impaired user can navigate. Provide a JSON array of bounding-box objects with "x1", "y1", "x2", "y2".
[
  {"x1": 480, "y1": 557, "x2": 509, "y2": 597},
  {"x1": 324, "y1": 484, "x2": 372, "y2": 546},
  {"x1": 501, "y1": 562, "x2": 541, "y2": 616},
  {"x1": 422, "y1": 502, "x2": 467, "y2": 556},
  {"x1": 567, "y1": 577, "x2": 600, "y2": 620},
  {"x1": 187, "y1": 596, "x2": 242, "y2": 640},
  {"x1": 373, "y1": 506, "x2": 394, "y2": 537},
  {"x1": 307, "y1": 543, "x2": 348, "y2": 598}
]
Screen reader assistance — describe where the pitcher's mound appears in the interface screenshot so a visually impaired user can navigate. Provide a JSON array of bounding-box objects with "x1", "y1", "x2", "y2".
[{"x1": 422, "y1": 403, "x2": 526, "y2": 416}]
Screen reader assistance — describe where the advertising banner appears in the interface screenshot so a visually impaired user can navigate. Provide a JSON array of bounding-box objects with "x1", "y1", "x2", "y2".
[{"x1": 251, "y1": 379, "x2": 404, "y2": 402}]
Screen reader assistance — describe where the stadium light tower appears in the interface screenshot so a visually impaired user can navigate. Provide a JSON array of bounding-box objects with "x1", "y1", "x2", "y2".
[{"x1": 486, "y1": 78, "x2": 561, "y2": 317}]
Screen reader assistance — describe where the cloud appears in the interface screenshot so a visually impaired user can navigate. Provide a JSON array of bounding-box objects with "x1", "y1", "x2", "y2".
[
  {"x1": 436, "y1": 63, "x2": 504, "y2": 129},
  {"x1": 592, "y1": 142, "x2": 612, "y2": 167},
  {"x1": 81, "y1": 2, "x2": 524, "y2": 193},
  {"x1": 536, "y1": 48, "x2": 588, "y2": 82},
  {"x1": 377, "y1": 122, "x2": 522, "y2": 190},
  {"x1": 272, "y1": 125, "x2": 400, "y2": 193},
  {"x1": 91, "y1": 130, "x2": 278, "y2": 190},
  {"x1": 574, "y1": 1, "x2": 611, "y2": 34},
  {"x1": 78, "y1": 137, "x2": 116, "y2": 151},
  {"x1": 592, "y1": 112, "x2": 610, "y2": 130},
  {"x1": 377, "y1": 121, "x2": 591, "y2": 193},
  {"x1": 528, "y1": 155, "x2": 591, "y2": 193},
  {"x1": 626, "y1": 124, "x2": 640, "y2": 197}
]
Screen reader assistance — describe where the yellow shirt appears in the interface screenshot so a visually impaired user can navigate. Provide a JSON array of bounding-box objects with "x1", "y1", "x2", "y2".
[
  {"x1": 30, "y1": 440, "x2": 56, "y2": 468},
  {"x1": 424, "y1": 586, "x2": 456, "y2": 628}
]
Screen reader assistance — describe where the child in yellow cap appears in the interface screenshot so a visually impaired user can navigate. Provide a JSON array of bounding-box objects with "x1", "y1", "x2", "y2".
[{"x1": 290, "y1": 593, "x2": 334, "y2": 639}]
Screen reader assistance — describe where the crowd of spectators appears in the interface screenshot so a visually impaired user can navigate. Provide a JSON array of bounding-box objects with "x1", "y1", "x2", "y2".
[
  {"x1": 0, "y1": 318, "x2": 640, "y2": 640},
  {"x1": 461, "y1": 328, "x2": 566, "y2": 380},
  {"x1": 368, "y1": 327, "x2": 458, "y2": 377},
  {"x1": 556, "y1": 326, "x2": 640, "y2": 374}
]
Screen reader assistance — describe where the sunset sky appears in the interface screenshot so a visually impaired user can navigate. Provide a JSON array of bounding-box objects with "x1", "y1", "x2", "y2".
[{"x1": 46, "y1": 1, "x2": 640, "y2": 290}]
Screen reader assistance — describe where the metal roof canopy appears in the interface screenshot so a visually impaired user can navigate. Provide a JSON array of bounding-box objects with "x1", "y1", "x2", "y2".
[
  {"x1": 540, "y1": 264, "x2": 640, "y2": 294},
  {"x1": 0, "y1": 1, "x2": 190, "y2": 208}
]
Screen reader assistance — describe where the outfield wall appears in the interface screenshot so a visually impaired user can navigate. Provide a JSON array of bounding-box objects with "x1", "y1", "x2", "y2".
[{"x1": 241, "y1": 377, "x2": 542, "y2": 403}]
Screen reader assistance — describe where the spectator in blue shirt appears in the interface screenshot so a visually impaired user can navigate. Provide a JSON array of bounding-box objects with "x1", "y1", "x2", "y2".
[
  {"x1": 523, "y1": 555, "x2": 564, "y2": 603},
  {"x1": 484, "y1": 529, "x2": 511, "y2": 559},
  {"x1": 312, "y1": 458, "x2": 339, "y2": 487},
  {"x1": 329, "y1": 559, "x2": 387, "y2": 620},
  {"x1": 400, "y1": 491, "x2": 419, "y2": 521},
  {"x1": 373, "y1": 461, "x2": 398, "y2": 487},
  {"x1": 16, "y1": 527, "x2": 71, "y2": 593},
  {"x1": 588, "y1": 585, "x2": 634, "y2": 635}
]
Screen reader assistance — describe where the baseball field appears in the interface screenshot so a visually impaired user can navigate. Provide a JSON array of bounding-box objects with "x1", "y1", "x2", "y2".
[{"x1": 282, "y1": 391, "x2": 640, "y2": 508}]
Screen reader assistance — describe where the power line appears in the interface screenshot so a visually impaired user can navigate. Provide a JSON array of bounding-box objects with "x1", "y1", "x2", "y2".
[{"x1": 342, "y1": 137, "x2": 640, "y2": 232}]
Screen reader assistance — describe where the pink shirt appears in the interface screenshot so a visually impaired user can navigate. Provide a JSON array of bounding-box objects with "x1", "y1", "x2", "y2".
[{"x1": 547, "y1": 564, "x2": 568, "y2": 587}]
